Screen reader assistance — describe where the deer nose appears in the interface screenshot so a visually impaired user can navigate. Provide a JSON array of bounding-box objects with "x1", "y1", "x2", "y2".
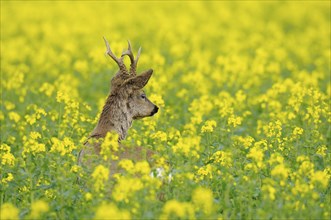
[{"x1": 151, "y1": 106, "x2": 159, "y2": 116}]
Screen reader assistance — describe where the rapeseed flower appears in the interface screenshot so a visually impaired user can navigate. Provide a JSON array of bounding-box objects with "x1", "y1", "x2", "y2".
[
  {"x1": 227, "y1": 115, "x2": 242, "y2": 128},
  {"x1": 112, "y1": 177, "x2": 143, "y2": 203},
  {"x1": 29, "y1": 200, "x2": 49, "y2": 219},
  {"x1": 91, "y1": 165, "x2": 109, "y2": 192},
  {"x1": 100, "y1": 132, "x2": 119, "y2": 161},
  {"x1": 0, "y1": 203, "x2": 19, "y2": 220},
  {"x1": 316, "y1": 145, "x2": 327, "y2": 157},
  {"x1": 94, "y1": 203, "x2": 131, "y2": 220},
  {"x1": 311, "y1": 171, "x2": 329, "y2": 189},
  {"x1": 161, "y1": 200, "x2": 195, "y2": 219},
  {"x1": 192, "y1": 187, "x2": 214, "y2": 215},
  {"x1": 1, "y1": 1, "x2": 329, "y2": 219},
  {"x1": 201, "y1": 120, "x2": 217, "y2": 133},
  {"x1": 271, "y1": 163, "x2": 289, "y2": 180}
]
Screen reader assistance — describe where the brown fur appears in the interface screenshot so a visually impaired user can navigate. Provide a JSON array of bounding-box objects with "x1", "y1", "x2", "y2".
[{"x1": 78, "y1": 38, "x2": 158, "y2": 169}]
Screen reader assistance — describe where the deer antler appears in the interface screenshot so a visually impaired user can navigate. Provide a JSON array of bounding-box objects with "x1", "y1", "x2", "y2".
[
  {"x1": 103, "y1": 37, "x2": 128, "y2": 74},
  {"x1": 121, "y1": 40, "x2": 141, "y2": 76}
]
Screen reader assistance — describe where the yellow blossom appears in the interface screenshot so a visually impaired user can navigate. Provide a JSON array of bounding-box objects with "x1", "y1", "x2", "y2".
[
  {"x1": 235, "y1": 136, "x2": 255, "y2": 149},
  {"x1": 192, "y1": 187, "x2": 214, "y2": 215},
  {"x1": 292, "y1": 127, "x2": 303, "y2": 136},
  {"x1": 161, "y1": 200, "x2": 195, "y2": 219},
  {"x1": 196, "y1": 164, "x2": 213, "y2": 180},
  {"x1": 201, "y1": 120, "x2": 217, "y2": 133},
  {"x1": 2, "y1": 173, "x2": 14, "y2": 184},
  {"x1": 262, "y1": 184, "x2": 276, "y2": 201},
  {"x1": 94, "y1": 203, "x2": 131, "y2": 220},
  {"x1": 29, "y1": 200, "x2": 49, "y2": 219},
  {"x1": 172, "y1": 136, "x2": 201, "y2": 158},
  {"x1": 0, "y1": 203, "x2": 19, "y2": 220},
  {"x1": 316, "y1": 145, "x2": 327, "y2": 157},
  {"x1": 134, "y1": 161, "x2": 150, "y2": 176},
  {"x1": 91, "y1": 165, "x2": 109, "y2": 192},
  {"x1": 112, "y1": 177, "x2": 143, "y2": 203},
  {"x1": 247, "y1": 146, "x2": 264, "y2": 165},
  {"x1": 1, "y1": 153, "x2": 15, "y2": 166},
  {"x1": 151, "y1": 131, "x2": 168, "y2": 142},
  {"x1": 100, "y1": 132, "x2": 119, "y2": 161},
  {"x1": 271, "y1": 163, "x2": 289, "y2": 180},
  {"x1": 149, "y1": 94, "x2": 165, "y2": 108},
  {"x1": 311, "y1": 171, "x2": 329, "y2": 189},
  {"x1": 8, "y1": 111, "x2": 21, "y2": 122},
  {"x1": 85, "y1": 192, "x2": 93, "y2": 201},
  {"x1": 227, "y1": 115, "x2": 242, "y2": 127},
  {"x1": 4, "y1": 101, "x2": 15, "y2": 110},
  {"x1": 211, "y1": 151, "x2": 232, "y2": 167},
  {"x1": 118, "y1": 159, "x2": 135, "y2": 173}
]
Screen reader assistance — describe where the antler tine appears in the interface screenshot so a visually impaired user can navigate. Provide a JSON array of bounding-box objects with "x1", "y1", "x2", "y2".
[
  {"x1": 121, "y1": 40, "x2": 142, "y2": 76},
  {"x1": 121, "y1": 40, "x2": 135, "y2": 64},
  {"x1": 103, "y1": 37, "x2": 127, "y2": 73}
]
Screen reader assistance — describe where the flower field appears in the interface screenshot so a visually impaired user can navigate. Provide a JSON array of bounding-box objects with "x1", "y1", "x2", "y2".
[{"x1": 1, "y1": 1, "x2": 330, "y2": 219}]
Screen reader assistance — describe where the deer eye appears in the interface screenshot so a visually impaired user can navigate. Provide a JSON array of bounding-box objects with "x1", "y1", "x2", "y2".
[{"x1": 140, "y1": 94, "x2": 146, "y2": 99}]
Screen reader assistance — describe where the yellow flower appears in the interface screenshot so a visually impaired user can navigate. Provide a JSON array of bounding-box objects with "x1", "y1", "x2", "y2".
[
  {"x1": 161, "y1": 200, "x2": 195, "y2": 219},
  {"x1": 235, "y1": 136, "x2": 255, "y2": 149},
  {"x1": 0, "y1": 203, "x2": 19, "y2": 220},
  {"x1": 8, "y1": 111, "x2": 21, "y2": 122},
  {"x1": 85, "y1": 192, "x2": 93, "y2": 201},
  {"x1": 118, "y1": 159, "x2": 134, "y2": 173},
  {"x1": 247, "y1": 146, "x2": 264, "y2": 164},
  {"x1": 30, "y1": 131, "x2": 41, "y2": 140},
  {"x1": 201, "y1": 120, "x2": 217, "y2": 133},
  {"x1": 100, "y1": 132, "x2": 119, "y2": 161},
  {"x1": 211, "y1": 151, "x2": 232, "y2": 167},
  {"x1": 192, "y1": 187, "x2": 214, "y2": 215},
  {"x1": 268, "y1": 153, "x2": 284, "y2": 165},
  {"x1": 1, "y1": 152, "x2": 15, "y2": 166},
  {"x1": 292, "y1": 127, "x2": 303, "y2": 136},
  {"x1": 70, "y1": 165, "x2": 80, "y2": 173},
  {"x1": 29, "y1": 200, "x2": 49, "y2": 219},
  {"x1": 196, "y1": 164, "x2": 213, "y2": 180},
  {"x1": 134, "y1": 161, "x2": 150, "y2": 176},
  {"x1": 235, "y1": 90, "x2": 247, "y2": 103},
  {"x1": 264, "y1": 120, "x2": 282, "y2": 138},
  {"x1": 39, "y1": 82, "x2": 55, "y2": 97},
  {"x1": 112, "y1": 177, "x2": 144, "y2": 203},
  {"x1": 74, "y1": 60, "x2": 88, "y2": 73},
  {"x1": 50, "y1": 137, "x2": 76, "y2": 156},
  {"x1": 311, "y1": 171, "x2": 329, "y2": 189},
  {"x1": 149, "y1": 94, "x2": 165, "y2": 108},
  {"x1": 262, "y1": 184, "x2": 276, "y2": 201},
  {"x1": 172, "y1": 136, "x2": 201, "y2": 158},
  {"x1": 227, "y1": 115, "x2": 242, "y2": 128},
  {"x1": 316, "y1": 145, "x2": 327, "y2": 157},
  {"x1": 91, "y1": 165, "x2": 109, "y2": 192},
  {"x1": 271, "y1": 163, "x2": 289, "y2": 180},
  {"x1": 151, "y1": 131, "x2": 168, "y2": 142},
  {"x1": 50, "y1": 137, "x2": 66, "y2": 156},
  {"x1": 297, "y1": 158, "x2": 314, "y2": 177},
  {"x1": 2, "y1": 173, "x2": 14, "y2": 184},
  {"x1": 94, "y1": 203, "x2": 130, "y2": 220},
  {"x1": 4, "y1": 101, "x2": 15, "y2": 110},
  {"x1": 56, "y1": 90, "x2": 70, "y2": 104}
]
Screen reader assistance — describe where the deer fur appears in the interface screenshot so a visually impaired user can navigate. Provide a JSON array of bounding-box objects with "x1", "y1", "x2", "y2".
[{"x1": 78, "y1": 37, "x2": 158, "y2": 167}]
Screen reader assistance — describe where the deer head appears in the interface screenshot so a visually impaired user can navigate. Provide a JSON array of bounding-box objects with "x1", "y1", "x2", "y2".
[{"x1": 90, "y1": 37, "x2": 159, "y2": 141}]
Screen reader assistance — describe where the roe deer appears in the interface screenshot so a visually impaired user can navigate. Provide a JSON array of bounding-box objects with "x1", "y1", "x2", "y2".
[{"x1": 78, "y1": 37, "x2": 158, "y2": 168}]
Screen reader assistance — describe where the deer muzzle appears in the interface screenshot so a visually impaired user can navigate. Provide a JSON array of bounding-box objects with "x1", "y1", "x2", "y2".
[{"x1": 151, "y1": 106, "x2": 159, "y2": 116}]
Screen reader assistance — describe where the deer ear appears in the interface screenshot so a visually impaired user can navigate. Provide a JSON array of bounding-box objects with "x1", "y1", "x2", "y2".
[{"x1": 124, "y1": 69, "x2": 153, "y2": 90}]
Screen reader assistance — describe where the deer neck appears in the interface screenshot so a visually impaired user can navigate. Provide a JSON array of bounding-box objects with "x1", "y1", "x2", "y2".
[{"x1": 92, "y1": 94, "x2": 132, "y2": 141}]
